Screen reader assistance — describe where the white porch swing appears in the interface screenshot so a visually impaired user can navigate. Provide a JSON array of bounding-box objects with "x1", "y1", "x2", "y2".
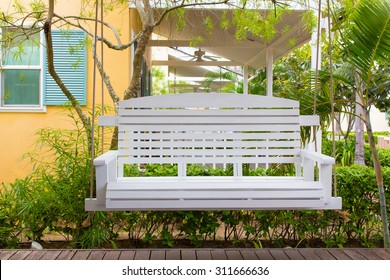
[{"x1": 85, "y1": 0, "x2": 342, "y2": 211}]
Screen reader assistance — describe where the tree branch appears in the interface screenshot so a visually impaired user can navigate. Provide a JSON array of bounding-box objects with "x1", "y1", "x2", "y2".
[
  {"x1": 52, "y1": 14, "x2": 141, "y2": 51},
  {"x1": 154, "y1": 0, "x2": 230, "y2": 27},
  {"x1": 54, "y1": 14, "x2": 122, "y2": 44},
  {"x1": 44, "y1": 0, "x2": 92, "y2": 149},
  {"x1": 91, "y1": 40, "x2": 120, "y2": 106},
  {"x1": 123, "y1": 26, "x2": 154, "y2": 100}
]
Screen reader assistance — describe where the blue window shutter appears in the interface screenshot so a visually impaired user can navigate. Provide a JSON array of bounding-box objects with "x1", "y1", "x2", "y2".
[{"x1": 44, "y1": 30, "x2": 87, "y2": 105}]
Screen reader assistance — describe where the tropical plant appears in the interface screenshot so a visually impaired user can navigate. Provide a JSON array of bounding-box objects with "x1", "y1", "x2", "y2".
[
  {"x1": 203, "y1": 69, "x2": 243, "y2": 93},
  {"x1": 334, "y1": 0, "x2": 390, "y2": 247}
]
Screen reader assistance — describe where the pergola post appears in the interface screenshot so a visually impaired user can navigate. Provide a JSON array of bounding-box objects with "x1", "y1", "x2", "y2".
[
  {"x1": 266, "y1": 47, "x2": 274, "y2": 97},
  {"x1": 311, "y1": 26, "x2": 322, "y2": 72},
  {"x1": 243, "y1": 64, "x2": 249, "y2": 95}
]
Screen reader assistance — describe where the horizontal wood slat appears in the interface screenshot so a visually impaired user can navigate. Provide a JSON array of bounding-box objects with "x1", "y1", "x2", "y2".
[
  {"x1": 120, "y1": 140, "x2": 301, "y2": 149},
  {"x1": 119, "y1": 93, "x2": 299, "y2": 108},
  {"x1": 118, "y1": 148, "x2": 299, "y2": 157},
  {"x1": 110, "y1": 177, "x2": 319, "y2": 189},
  {"x1": 118, "y1": 116, "x2": 300, "y2": 124},
  {"x1": 118, "y1": 156, "x2": 300, "y2": 165},
  {"x1": 107, "y1": 190, "x2": 324, "y2": 200},
  {"x1": 118, "y1": 124, "x2": 300, "y2": 131},
  {"x1": 107, "y1": 178, "x2": 323, "y2": 201},
  {"x1": 119, "y1": 132, "x2": 301, "y2": 141},
  {"x1": 107, "y1": 177, "x2": 324, "y2": 205},
  {"x1": 118, "y1": 108, "x2": 300, "y2": 116},
  {"x1": 106, "y1": 199, "x2": 325, "y2": 210}
]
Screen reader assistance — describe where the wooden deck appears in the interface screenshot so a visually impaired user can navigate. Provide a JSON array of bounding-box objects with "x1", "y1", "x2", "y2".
[{"x1": 2, "y1": 248, "x2": 390, "y2": 260}]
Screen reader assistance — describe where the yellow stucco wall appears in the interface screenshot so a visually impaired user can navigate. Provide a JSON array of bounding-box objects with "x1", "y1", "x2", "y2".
[{"x1": 0, "y1": 1, "x2": 137, "y2": 184}]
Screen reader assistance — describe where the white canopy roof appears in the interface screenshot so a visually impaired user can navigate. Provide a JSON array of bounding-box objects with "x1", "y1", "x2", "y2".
[{"x1": 149, "y1": 8, "x2": 312, "y2": 69}]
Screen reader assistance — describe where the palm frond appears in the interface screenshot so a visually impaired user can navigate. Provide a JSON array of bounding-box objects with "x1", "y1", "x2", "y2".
[{"x1": 345, "y1": 0, "x2": 390, "y2": 83}]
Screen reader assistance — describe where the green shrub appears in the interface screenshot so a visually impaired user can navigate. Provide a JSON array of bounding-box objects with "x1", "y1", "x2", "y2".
[
  {"x1": 322, "y1": 138, "x2": 347, "y2": 164},
  {"x1": 21, "y1": 113, "x2": 92, "y2": 244},
  {"x1": 335, "y1": 165, "x2": 390, "y2": 246},
  {"x1": 0, "y1": 179, "x2": 30, "y2": 248},
  {"x1": 0, "y1": 109, "x2": 116, "y2": 248},
  {"x1": 334, "y1": 131, "x2": 389, "y2": 145},
  {"x1": 364, "y1": 146, "x2": 390, "y2": 167},
  {"x1": 322, "y1": 136, "x2": 390, "y2": 167}
]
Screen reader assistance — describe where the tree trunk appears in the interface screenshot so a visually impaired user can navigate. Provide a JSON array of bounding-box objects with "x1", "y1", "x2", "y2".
[
  {"x1": 109, "y1": 25, "x2": 154, "y2": 150},
  {"x1": 110, "y1": 127, "x2": 119, "y2": 150},
  {"x1": 354, "y1": 92, "x2": 366, "y2": 165},
  {"x1": 45, "y1": 0, "x2": 92, "y2": 153},
  {"x1": 123, "y1": 26, "x2": 154, "y2": 100},
  {"x1": 365, "y1": 108, "x2": 390, "y2": 248}
]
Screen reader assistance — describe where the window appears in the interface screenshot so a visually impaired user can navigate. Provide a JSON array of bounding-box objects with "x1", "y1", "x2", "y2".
[
  {"x1": 134, "y1": 41, "x2": 152, "y2": 97},
  {"x1": 0, "y1": 26, "x2": 43, "y2": 111},
  {"x1": 1, "y1": 27, "x2": 86, "y2": 112},
  {"x1": 141, "y1": 59, "x2": 152, "y2": 97},
  {"x1": 44, "y1": 30, "x2": 87, "y2": 105}
]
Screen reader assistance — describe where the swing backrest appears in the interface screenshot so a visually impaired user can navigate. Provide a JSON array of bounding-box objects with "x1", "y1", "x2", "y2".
[{"x1": 115, "y1": 93, "x2": 301, "y2": 176}]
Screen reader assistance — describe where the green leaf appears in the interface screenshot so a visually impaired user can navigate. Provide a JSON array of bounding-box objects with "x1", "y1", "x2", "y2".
[
  {"x1": 220, "y1": 10, "x2": 231, "y2": 30},
  {"x1": 345, "y1": 0, "x2": 390, "y2": 86},
  {"x1": 204, "y1": 16, "x2": 214, "y2": 37}
]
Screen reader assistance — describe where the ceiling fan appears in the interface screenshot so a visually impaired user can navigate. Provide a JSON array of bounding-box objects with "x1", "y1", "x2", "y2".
[
  {"x1": 194, "y1": 48, "x2": 206, "y2": 61},
  {"x1": 190, "y1": 48, "x2": 220, "y2": 62}
]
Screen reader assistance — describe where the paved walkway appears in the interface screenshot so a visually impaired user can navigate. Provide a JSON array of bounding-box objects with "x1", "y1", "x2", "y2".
[{"x1": 2, "y1": 248, "x2": 390, "y2": 260}]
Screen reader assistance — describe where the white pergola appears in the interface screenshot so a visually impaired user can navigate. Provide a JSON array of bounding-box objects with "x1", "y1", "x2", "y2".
[{"x1": 147, "y1": 8, "x2": 317, "y2": 95}]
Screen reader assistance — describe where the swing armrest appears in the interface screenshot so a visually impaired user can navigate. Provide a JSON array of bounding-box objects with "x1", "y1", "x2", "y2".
[
  {"x1": 300, "y1": 149, "x2": 334, "y2": 203},
  {"x1": 94, "y1": 150, "x2": 118, "y2": 166},
  {"x1": 88, "y1": 151, "x2": 118, "y2": 210},
  {"x1": 300, "y1": 149, "x2": 335, "y2": 165}
]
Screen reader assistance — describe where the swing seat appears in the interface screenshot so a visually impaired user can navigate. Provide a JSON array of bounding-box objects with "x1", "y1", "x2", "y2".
[{"x1": 85, "y1": 93, "x2": 342, "y2": 211}]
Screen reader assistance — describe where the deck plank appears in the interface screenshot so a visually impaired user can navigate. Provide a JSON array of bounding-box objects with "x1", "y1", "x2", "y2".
[
  {"x1": 283, "y1": 249, "x2": 305, "y2": 260},
  {"x1": 341, "y1": 249, "x2": 368, "y2": 260},
  {"x1": 119, "y1": 250, "x2": 136, "y2": 260},
  {"x1": 354, "y1": 249, "x2": 383, "y2": 260},
  {"x1": 326, "y1": 249, "x2": 353, "y2": 260},
  {"x1": 0, "y1": 250, "x2": 16, "y2": 260},
  {"x1": 239, "y1": 249, "x2": 259, "y2": 260},
  {"x1": 56, "y1": 250, "x2": 77, "y2": 260},
  {"x1": 25, "y1": 250, "x2": 47, "y2": 260},
  {"x1": 254, "y1": 249, "x2": 275, "y2": 260},
  {"x1": 150, "y1": 250, "x2": 166, "y2": 260},
  {"x1": 196, "y1": 250, "x2": 213, "y2": 260},
  {"x1": 103, "y1": 250, "x2": 121, "y2": 260},
  {"x1": 88, "y1": 250, "x2": 106, "y2": 260},
  {"x1": 225, "y1": 250, "x2": 243, "y2": 260},
  {"x1": 311, "y1": 248, "x2": 336, "y2": 260},
  {"x1": 72, "y1": 250, "x2": 91, "y2": 260},
  {"x1": 375, "y1": 249, "x2": 390, "y2": 259},
  {"x1": 181, "y1": 250, "x2": 196, "y2": 260},
  {"x1": 166, "y1": 249, "x2": 181, "y2": 260},
  {"x1": 134, "y1": 250, "x2": 151, "y2": 260},
  {"x1": 210, "y1": 249, "x2": 228, "y2": 260},
  {"x1": 41, "y1": 250, "x2": 62, "y2": 260},
  {"x1": 9, "y1": 250, "x2": 32, "y2": 260},
  {"x1": 297, "y1": 249, "x2": 321, "y2": 260},
  {"x1": 268, "y1": 249, "x2": 289, "y2": 260}
]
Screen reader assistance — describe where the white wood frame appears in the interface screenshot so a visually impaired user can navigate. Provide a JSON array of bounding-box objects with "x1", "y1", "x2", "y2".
[{"x1": 85, "y1": 93, "x2": 341, "y2": 211}]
